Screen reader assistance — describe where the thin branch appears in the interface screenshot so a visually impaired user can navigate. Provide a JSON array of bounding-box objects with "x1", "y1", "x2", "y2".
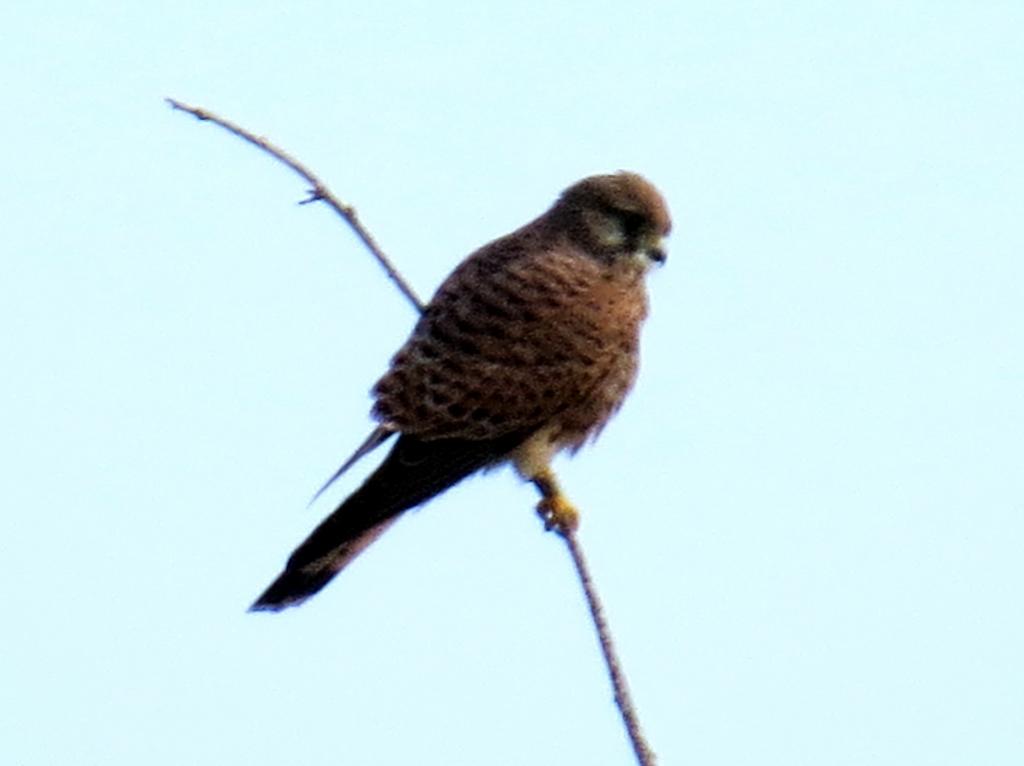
[
  {"x1": 168, "y1": 98, "x2": 655, "y2": 765},
  {"x1": 561, "y1": 529, "x2": 657, "y2": 765},
  {"x1": 165, "y1": 97, "x2": 424, "y2": 313}
]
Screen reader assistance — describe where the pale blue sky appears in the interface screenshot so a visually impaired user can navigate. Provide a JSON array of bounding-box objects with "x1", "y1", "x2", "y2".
[{"x1": 3, "y1": 2, "x2": 1022, "y2": 764}]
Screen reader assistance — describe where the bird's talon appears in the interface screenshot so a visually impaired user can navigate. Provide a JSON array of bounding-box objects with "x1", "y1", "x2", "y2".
[
  {"x1": 536, "y1": 503, "x2": 556, "y2": 531},
  {"x1": 536, "y1": 494, "x2": 580, "y2": 534}
]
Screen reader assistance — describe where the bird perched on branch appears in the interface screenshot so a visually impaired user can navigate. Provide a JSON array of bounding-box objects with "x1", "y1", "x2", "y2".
[{"x1": 252, "y1": 171, "x2": 671, "y2": 611}]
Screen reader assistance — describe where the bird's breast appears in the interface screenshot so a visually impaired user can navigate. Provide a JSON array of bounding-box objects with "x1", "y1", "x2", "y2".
[{"x1": 373, "y1": 246, "x2": 650, "y2": 446}]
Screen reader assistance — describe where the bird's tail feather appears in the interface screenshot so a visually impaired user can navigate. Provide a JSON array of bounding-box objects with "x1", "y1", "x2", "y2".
[{"x1": 250, "y1": 432, "x2": 525, "y2": 611}]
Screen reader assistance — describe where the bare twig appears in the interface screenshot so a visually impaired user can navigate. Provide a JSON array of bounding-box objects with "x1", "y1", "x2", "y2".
[
  {"x1": 561, "y1": 529, "x2": 657, "y2": 765},
  {"x1": 168, "y1": 98, "x2": 655, "y2": 765},
  {"x1": 165, "y1": 98, "x2": 424, "y2": 313}
]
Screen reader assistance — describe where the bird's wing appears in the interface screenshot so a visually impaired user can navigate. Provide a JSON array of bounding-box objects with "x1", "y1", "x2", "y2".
[
  {"x1": 373, "y1": 243, "x2": 634, "y2": 443},
  {"x1": 251, "y1": 430, "x2": 529, "y2": 611},
  {"x1": 308, "y1": 424, "x2": 396, "y2": 505}
]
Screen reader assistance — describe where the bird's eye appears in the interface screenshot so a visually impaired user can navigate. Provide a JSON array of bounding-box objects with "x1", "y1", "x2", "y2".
[{"x1": 617, "y1": 210, "x2": 646, "y2": 239}]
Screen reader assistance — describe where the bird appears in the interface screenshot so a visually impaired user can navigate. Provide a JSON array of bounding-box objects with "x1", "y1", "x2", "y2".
[{"x1": 251, "y1": 171, "x2": 671, "y2": 611}]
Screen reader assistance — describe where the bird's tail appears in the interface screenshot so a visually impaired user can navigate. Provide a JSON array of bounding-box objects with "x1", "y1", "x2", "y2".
[{"x1": 250, "y1": 432, "x2": 524, "y2": 611}]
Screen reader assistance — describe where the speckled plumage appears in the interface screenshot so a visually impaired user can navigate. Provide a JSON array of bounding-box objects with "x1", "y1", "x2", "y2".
[{"x1": 252, "y1": 172, "x2": 671, "y2": 611}]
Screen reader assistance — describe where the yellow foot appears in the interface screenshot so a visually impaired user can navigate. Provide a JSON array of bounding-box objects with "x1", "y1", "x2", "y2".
[
  {"x1": 536, "y1": 492, "x2": 580, "y2": 534},
  {"x1": 531, "y1": 468, "x2": 581, "y2": 534}
]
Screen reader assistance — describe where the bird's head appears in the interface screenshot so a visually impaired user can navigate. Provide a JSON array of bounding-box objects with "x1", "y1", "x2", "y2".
[{"x1": 553, "y1": 171, "x2": 671, "y2": 268}]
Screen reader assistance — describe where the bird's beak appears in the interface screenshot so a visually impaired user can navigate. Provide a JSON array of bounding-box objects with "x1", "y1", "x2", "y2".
[
  {"x1": 644, "y1": 235, "x2": 667, "y2": 265},
  {"x1": 647, "y1": 245, "x2": 667, "y2": 264}
]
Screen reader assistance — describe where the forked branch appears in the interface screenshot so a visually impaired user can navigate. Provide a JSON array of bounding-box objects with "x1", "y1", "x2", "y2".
[{"x1": 165, "y1": 98, "x2": 423, "y2": 313}]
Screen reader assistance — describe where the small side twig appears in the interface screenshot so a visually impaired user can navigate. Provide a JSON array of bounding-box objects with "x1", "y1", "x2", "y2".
[
  {"x1": 165, "y1": 97, "x2": 423, "y2": 313},
  {"x1": 168, "y1": 98, "x2": 656, "y2": 765}
]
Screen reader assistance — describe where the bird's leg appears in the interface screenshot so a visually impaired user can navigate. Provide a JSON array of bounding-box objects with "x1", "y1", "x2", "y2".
[{"x1": 532, "y1": 468, "x2": 580, "y2": 534}]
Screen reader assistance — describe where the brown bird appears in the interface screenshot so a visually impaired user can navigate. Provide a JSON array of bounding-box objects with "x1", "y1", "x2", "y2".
[{"x1": 251, "y1": 172, "x2": 671, "y2": 611}]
